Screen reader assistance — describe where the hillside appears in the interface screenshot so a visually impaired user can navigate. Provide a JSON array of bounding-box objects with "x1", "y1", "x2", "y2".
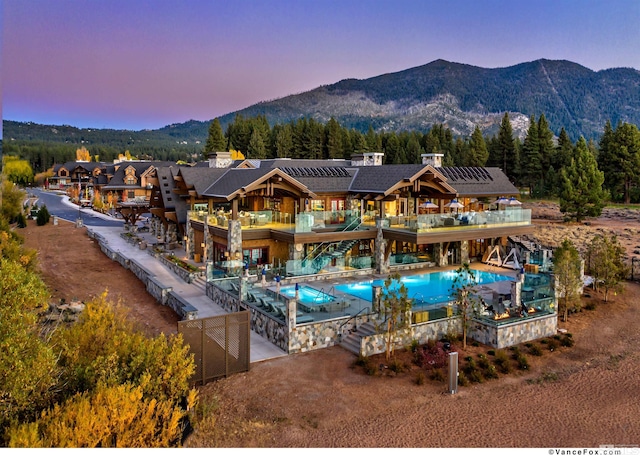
[
  {"x1": 4, "y1": 59, "x2": 640, "y2": 146},
  {"x1": 219, "y1": 59, "x2": 640, "y2": 140}
]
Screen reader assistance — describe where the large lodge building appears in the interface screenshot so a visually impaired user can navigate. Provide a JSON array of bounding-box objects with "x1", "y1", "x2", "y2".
[{"x1": 146, "y1": 151, "x2": 532, "y2": 277}]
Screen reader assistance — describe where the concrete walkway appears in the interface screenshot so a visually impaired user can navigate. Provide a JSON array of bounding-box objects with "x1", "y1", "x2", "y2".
[{"x1": 56, "y1": 196, "x2": 287, "y2": 363}]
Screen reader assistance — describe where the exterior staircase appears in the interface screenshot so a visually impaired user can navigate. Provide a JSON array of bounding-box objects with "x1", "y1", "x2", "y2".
[{"x1": 339, "y1": 321, "x2": 377, "y2": 355}]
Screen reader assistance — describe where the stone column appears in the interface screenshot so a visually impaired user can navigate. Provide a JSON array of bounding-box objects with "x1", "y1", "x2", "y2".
[
  {"x1": 460, "y1": 240, "x2": 470, "y2": 264},
  {"x1": 374, "y1": 220, "x2": 389, "y2": 275},
  {"x1": 186, "y1": 222, "x2": 194, "y2": 258},
  {"x1": 511, "y1": 280, "x2": 522, "y2": 309},
  {"x1": 227, "y1": 219, "x2": 243, "y2": 259},
  {"x1": 434, "y1": 243, "x2": 447, "y2": 267},
  {"x1": 203, "y1": 226, "x2": 212, "y2": 263},
  {"x1": 287, "y1": 298, "x2": 297, "y2": 328},
  {"x1": 372, "y1": 285, "x2": 382, "y2": 314}
]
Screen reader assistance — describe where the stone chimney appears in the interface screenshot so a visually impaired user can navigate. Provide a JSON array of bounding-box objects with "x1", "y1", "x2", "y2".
[
  {"x1": 350, "y1": 152, "x2": 384, "y2": 166},
  {"x1": 208, "y1": 151, "x2": 233, "y2": 168},
  {"x1": 421, "y1": 153, "x2": 444, "y2": 167}
]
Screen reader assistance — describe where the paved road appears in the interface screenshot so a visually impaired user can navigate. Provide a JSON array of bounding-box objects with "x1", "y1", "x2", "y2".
[{"x1": 28, "y1": 188, "x2": 124, "y2": 227}]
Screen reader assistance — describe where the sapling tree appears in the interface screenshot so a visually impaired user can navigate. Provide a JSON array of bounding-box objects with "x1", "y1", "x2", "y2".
[
  {"x1": 450, "y1": 263, "x2": 484, "y2": 349},
  {"x1": 553, "y1": 239, "x2": 582, "y2": 322},
  {"x1": 586, "y1": 234, "x2": 628, "y2": 302},
  {"x1": 380, "y1": 273, "x2": 412, "y2": 361}
]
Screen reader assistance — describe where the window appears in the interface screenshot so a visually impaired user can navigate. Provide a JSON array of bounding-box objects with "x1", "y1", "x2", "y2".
[
  {"x1": 310, "y1": 199, "x2": 325, "y2": 211},
  {"x1": 242, "y1": 247, "x2": 269, "y2": 267},
  {"x1": 126, "y1": 177, "x2": 136, "y2": 185},
  {"x1": 127, "y1": 190, "x2": 135, "y2": 199}
]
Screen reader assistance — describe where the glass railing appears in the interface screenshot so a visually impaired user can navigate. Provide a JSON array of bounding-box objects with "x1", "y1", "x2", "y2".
[
  {"x1": 389, "y1": 252, "x2": 434, "y2": 266},
  {"x1": 295, "y1": 210, "x2": 361, "y2": 233},
  {"x1": 408, "y1": 209, "x2": 531, "y2": 233},
  {"x1": 187, "y1": 210, "x2": 207, "y2": 222},
  {"x1": 285, "y1": 254, "x2": 374, "y2": 276}
]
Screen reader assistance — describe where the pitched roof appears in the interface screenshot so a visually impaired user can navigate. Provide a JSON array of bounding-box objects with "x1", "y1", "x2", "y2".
[
  {"x1": 178, "y1": 167, "x2": 228, "y2": 195},
  {"x1": 438, "y1": 167, "x2": 519, "y2": 197}
]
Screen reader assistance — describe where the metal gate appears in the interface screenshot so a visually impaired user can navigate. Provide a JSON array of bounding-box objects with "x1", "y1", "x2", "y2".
[{"x1": 178, "y1": 311, "x2": 250, "y2": 386}]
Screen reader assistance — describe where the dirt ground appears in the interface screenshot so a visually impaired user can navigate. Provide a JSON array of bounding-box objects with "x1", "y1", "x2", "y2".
[
  {"x1": 18, "y1": 205, "x2": 640, "y2": 448},
  {"x1": 20, "y1": 219, "x2": 180, "y2": 336}
]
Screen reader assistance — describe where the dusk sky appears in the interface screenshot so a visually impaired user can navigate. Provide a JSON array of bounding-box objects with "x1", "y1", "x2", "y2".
[{"x1": 3, "y1": 0, "x2": 640, "y2": 133}]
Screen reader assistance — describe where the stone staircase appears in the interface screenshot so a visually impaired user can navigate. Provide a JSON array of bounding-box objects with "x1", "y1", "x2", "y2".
[
  {"x1": 339, "y1": 321, "x2": 377, "y2": 355},
  {"x1": 192, "y1": 274, "x2": 207, "y2": 293}
]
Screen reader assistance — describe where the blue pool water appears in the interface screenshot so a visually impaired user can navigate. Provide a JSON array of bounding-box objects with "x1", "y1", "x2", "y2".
[
  {"x1": 280, "y1": 285, "x2": 335, "y2": 305},
  {"x1": 334, "y1": 270, "x2": 512, "y2": 306}
]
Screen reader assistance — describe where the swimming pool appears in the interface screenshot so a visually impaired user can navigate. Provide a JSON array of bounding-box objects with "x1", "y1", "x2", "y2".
[
  {"x1": 280, "y1": 284, "x2": 335, "y2": 305},
  {"x1": 334, "y1": 270, "x2": 513, "y2": 307}
]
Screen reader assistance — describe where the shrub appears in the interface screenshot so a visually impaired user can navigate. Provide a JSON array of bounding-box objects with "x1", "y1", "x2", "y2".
[
  {"x1": 517, "y1": 354, "x2": 529, "y2": 370},
  {"x1": 546, "y1": 339, "x2": 559, "y2": 351},
  {"x1": 388, "y1": 358, "x2": 406, "y2": 374},
  {"x1": 409, "y1": 339, "x2": 420, "y2": 353},
  {"x1": 477, "y1": 354, "x2": 489, "y2": 370},
  {"x1": 487, "y1": 350, "x2": 495, "y2": 356},
  {"x1": 16, "y1": 212, "x2": 27, "y2": 228},
  {"x1": 561, "y1": 336, "x2": 575, "y2": 347},
  {"x1": 415, "y1": 341, "x2": 449, "y2": 370},
  {"x1": 529, "y1": 344, "x2": 543, "y2": 356},
  {"x1": 468, "y1": 369, "x2": 485, "y2": 383},
  {"x1": 484, "y1": 364, "x2": 499, "y2": 379},
  {"x1": 585, "y1": 301, "x2": 597, "y2": 310},
  {"x1": 458, "y1": 371, "x2": 469, "y2": 386},
  {"x1": 415, "y1": 371, "x2": 426, "y2": 385},
  {"x1": 7, "y1": 383, "x2": 189, "y2": 448},
  {"x1": 36, "y1": 205, "x2": 50, "y2": 226},
  {"x1": 430, "y1": 368, "x2": 446, "y2": 382}
]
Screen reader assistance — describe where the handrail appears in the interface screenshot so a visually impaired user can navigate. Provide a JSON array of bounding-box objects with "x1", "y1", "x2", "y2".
[
  {"x1": 338, "y1": 306, "x2": 371, "y2": 335},
  {"x1": 300, "y1": 215, "x2": 362, "y2": 269}
]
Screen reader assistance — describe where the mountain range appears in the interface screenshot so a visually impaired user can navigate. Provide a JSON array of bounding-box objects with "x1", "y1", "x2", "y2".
[{"x1": 5, "y1": 59, "x2": 640, "y2": 146}]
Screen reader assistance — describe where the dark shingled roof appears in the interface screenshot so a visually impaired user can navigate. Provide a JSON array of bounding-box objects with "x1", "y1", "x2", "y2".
[
  {"x1": 178, "y1": 167, "x2": 228, "y2": 195},
  {"x1": 103, "y1": 161, "x2": 173, "y2": 188},
  {"x1": 156, "y1": 166, "x2": 178, "y2": 209},
  {"x1": 201, "y1": 168, "x2": 275, "y2": 197},
  {"x1": 438, "y1": 167, "x2": 518, "y2": 197},
  {"x1": 349, "y1": 164, "x2": 427, "y2": 193},
  {"x1": 257, "y1": 158, "x2": 351, "y2": 169}
]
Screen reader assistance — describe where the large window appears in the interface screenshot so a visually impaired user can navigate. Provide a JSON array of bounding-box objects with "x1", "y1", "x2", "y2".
[
  {"x1": 243, "y1": 247, "x2": 269, "y2": 267},
  {"x1": 310, "y1": 199, "x2": 325, "y2": 211}
]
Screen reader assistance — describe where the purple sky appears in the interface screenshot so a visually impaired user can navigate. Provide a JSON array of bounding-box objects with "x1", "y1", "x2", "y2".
[{"x1": 3, "y1": 0, "x2": 640, "y2": 132}]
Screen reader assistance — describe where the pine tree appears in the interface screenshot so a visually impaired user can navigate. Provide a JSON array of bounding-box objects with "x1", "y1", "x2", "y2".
[
  {"x1": 467, "y1": 126, "x2": 488, "y2": 167},
  {"x1": 247, "y1": 128, "x2": 267, "y2": 159},
  {"x1": 537, "y1": 114, "x2": 555, "y2": 193},
  {"x1": 274, "y1": 124, "x2": 294, "y2": 158},
  {"x1": 521, "y1": 116, "x2": 541, "y2": 195},
  {"x1": 204, "y1": 118, "x2": 226, "y2": 155},
  {"x1": 495, "y1": 113, "x2": 516, "y2": 179},
  {"x1": 325, "y1": 118, "x2": 344, "y2": 159},
  {"x1": 559, "y1": 137, "x2": 606, "y2": 222}
]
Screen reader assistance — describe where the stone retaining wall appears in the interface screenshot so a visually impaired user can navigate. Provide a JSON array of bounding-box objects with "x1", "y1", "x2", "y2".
[
  {"x1": 361, "y1": 317, "x2": 461, "y2": 357},
  {"x1": 88, "y1": 228, "x2": 198, "y2": 321},
  {"x1": 158, "y1": 255, "x2": 199, "y2": 284},
  {"x1": 166, "y1": 291, "x2": 198, "y2": 321},
  {"x1": 473, "y1": 313, "x2": 558, "y2": 349},
  {"x1": 289, "y1": 313, "x2": 373, "y2": 354}
]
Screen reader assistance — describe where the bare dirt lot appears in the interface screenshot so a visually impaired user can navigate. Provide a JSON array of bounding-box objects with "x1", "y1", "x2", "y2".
[
  {"x1": 20, "y1": 219, "x2": 180, "y2": 337},
  {"x1": 19, "y1": 205, "x2": 640, "y2": 448}
]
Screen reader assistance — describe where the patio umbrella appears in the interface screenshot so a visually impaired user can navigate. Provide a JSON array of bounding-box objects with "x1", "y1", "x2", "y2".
[
  {"x1": 507, "y1": 197, "x2": 522, "y2": 206},
  {"x1": 419, "y1": 201, "x2": 438, "y2": 209},
  {"x1": 444, "y1": 199, "x2": 464, "y2": 209},
  {"x1": 493, "y1": 196, "x2": 509, "y2": 206}
]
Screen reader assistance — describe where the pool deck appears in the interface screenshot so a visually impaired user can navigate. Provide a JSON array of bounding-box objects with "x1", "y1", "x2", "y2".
[{"x1": 259, "y1": 263, "x2": 522, "y2": 321}]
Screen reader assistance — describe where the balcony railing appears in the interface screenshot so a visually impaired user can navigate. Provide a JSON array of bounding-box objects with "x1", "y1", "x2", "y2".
[
  {"x1": 294, "y1": 210, "x2": 360, "y2": 233},
  {"x1": 384, "y1": 209, "x2": 531, "y2": 233}
]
